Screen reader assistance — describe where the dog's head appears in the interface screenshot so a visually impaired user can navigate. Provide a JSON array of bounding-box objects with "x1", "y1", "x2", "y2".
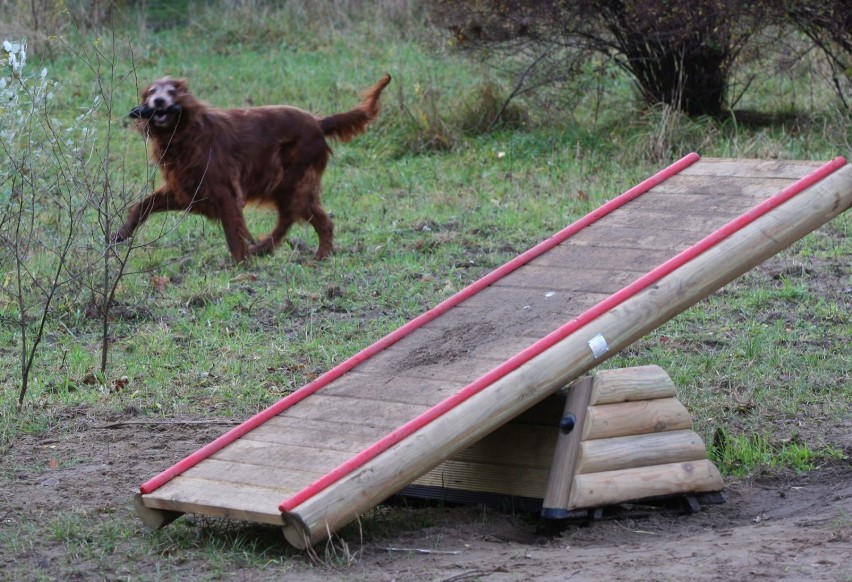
[{"x1": 129, "y1": 77, "x2": 191, "y2": 129}]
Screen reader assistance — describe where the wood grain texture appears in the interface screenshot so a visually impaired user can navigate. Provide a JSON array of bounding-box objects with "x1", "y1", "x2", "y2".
[
  {"x1": 576, "y1": 429, "x2": 708, "y2": 474},
  {"x1": 568, "y1": 459, "x2": 724, "y2": 510},
  {"x1": 542, "y1": 376, "x2": 593, "y2": 515},
  {"x1": 143, "y1": 476, "x2": 286, "y2": 525},
  {"x1": 582, "y1": 398, "x2": 693, "y2": 440},
  {"x1": 589, "y1": 364, "x2": 676, "y2": 405},
  {"x1": 413, "y1": 460, "x2": 551, "y2": 498},
  {"x1": 678, "y1": 158, "x2": 824, "y2": 178}
]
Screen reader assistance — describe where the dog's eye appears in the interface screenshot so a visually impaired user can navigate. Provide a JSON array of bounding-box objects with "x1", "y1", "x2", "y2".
[{"x1": 167, "y1": 87, "x2": 176, "y2": 95}]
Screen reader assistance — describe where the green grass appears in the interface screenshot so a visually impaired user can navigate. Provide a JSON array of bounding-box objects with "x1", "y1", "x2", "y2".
[
  {"x1": 0, "y1": 0, "x2": 850, "y2": 575},
  {"x1": 708, "y1": 428, "x2": 845, "y2": 477},
  {"x1": 1, "y1": 0, "x2": 848, "y2": 456}
]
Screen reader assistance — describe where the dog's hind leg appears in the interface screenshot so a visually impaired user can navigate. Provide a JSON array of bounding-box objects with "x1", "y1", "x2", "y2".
[
  {"x1": 306, "y1": 200, "x2": 333, "y2": 260},
  {"x1": 295, "y1": 166, "x2": 333, "y2": 260},
  {"x1": 249, "y1": 210, "x2": 294, "y2": 257},
  {"x1": 249, "y1": 196, "x2": 331, "y2": 260}
]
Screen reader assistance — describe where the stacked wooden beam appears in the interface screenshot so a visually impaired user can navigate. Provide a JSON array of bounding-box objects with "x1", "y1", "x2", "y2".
[{"x1": 405, "y1": 365, "x2": 724, "y2": 518}]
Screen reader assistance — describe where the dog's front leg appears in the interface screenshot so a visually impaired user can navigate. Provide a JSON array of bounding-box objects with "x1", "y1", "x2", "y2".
[
  {"x1": 218, "y1": 196, "x2": 253, "y2": 264},
  {"x1": 112, "y1": 186, "x2": 183, "y2": 243}
]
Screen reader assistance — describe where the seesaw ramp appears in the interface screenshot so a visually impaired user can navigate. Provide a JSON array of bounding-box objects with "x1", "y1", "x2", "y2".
[{"x1": 134, "y1": 154, "x2": 852, "y2": 548}]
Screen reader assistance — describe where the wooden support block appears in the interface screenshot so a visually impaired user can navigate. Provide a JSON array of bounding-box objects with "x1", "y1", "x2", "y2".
[
  {"x1": 134, "y1": 493, "x2": 183, "y2": 530},
  {"x1": 541, "y1": 376, "x2": 593, "y2": 519},
  {"x1": 567, "y1": 459, "x2": 724, "y2": 510},
  {"x1": 575, "y1": 429, "x2": 708, "y2": 474},
  {"x1": 589, "y1": 364, "x2": 677, "y2": 405},
  {"x1": 582, "y1": 397, "x2": 692, "y2": 440}
]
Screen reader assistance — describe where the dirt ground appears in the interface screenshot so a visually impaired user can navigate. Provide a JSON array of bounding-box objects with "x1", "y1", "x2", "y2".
[{"x1": 1, "y1": 410, "x2": 850, "y2": 581}]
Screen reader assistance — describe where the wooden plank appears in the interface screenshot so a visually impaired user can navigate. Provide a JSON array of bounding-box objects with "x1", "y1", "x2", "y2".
[
  {"x1": 375, "y1": 325, "x2": 532, "y2": 360},
  {"x1": 582, "y1": 398, "x2": 693, "y2": 440},
  {"x1": 492, "y1": 264, "x2": 644, "y2": 294},
  {"x1": 235, "y1": 420, "x2": 379, "y2": 452},
  {"x1": 590, "y1": 364, "x2": 677, "y2": 405},
  {"x1": 593, "y1": 207, "x2": 743, "y2": 232},
  {"x1": 212, "y1": 438, "x2": 353, "y2": 472},
  {"x1": 319, "y1": 372, "x2": 462, "y2": 407},
  {"x1": 422, "y1": 290, "x2": 611, "y2": 340},
  {"x1": 356, "y1": 353, "x2": 504, "y2": 382},
  {"x1": 641, "y1": 176, "x2": 797, "y2": 200},
  {"x1": 346, "y1": 324, "x2": 531, "y2": 381},
  {"x1": 541, "y1": 376, "x2": 592, "y2": 517},
  {"x1": 141, "y1": 476, "x2": 284, "y2": 525},
  {"x1": 182, "y1": 458, "x2": 321, "y2": 492},
  {"x1": 563, "y1": 226, "x2": 701, "y2": 251},
  {"x1": 439, "y1": 423, "x2": 557, "y2": 469},
  {"x1": 413, "y1": 460, "x2": 550, "y2": 499},
  {"x1": 567, "y1": 459, "x2": 724, "y2": 510},
  {"x1": 679, "y1": 158, "x2": 824, "y2": 178},
  {"x1": 576, "y1": 429, "x2": 708, "y2": 474},
  {"x1": 449, "y1": 287, "x2": 611, "y2": 322},
  {"x1": 529, "y1": 245, "x2": 673, "y2": 272},
  {"x1": 277, "y1": 394, "x2": 429, "y2": 428},
  {"x1": 277, "y1": 163, "x2": 852, "y2": 547}
]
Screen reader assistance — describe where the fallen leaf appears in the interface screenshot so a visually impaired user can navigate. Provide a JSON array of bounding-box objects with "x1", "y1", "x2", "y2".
[
  {"x1": 151, "y1": 275, "x2": 170, "y2": 293},
  {"x1": 112, "y1": 376, "x2": 129, "y2": 392}
]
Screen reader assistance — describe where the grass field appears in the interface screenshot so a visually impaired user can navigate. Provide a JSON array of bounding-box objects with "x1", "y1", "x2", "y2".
[
  {"x1": 0, "y1": 1, "x2": 850, "y2": 576},
  {"x1": 2, "y1": 0, "x2": 849, "y2": 478}
]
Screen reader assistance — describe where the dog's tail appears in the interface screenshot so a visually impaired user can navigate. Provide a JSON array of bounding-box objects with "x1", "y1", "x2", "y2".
[{"x1": 319, "y1": 74, "x2": 391, "y2": 142}]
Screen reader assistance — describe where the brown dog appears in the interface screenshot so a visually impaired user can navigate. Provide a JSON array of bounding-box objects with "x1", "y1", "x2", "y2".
[{"x1": 114, "y1": 74, "x2": 391, "y2": 263}]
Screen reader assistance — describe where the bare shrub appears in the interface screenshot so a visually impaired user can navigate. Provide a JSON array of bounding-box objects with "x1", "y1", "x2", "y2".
[
  {"x1": 432, "y1": 0, "x2": 850, "y2": 117},
  {"x1": 0, "y1": 36, "x2": 147, "y2": 406}
]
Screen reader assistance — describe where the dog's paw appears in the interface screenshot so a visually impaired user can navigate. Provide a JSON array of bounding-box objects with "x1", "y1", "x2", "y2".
[{"x1": 249, "y1": 238, "x2": 275, "y2": 257}]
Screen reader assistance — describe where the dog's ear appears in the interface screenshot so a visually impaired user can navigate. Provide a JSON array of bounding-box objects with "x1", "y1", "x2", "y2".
[{"x1": 173, "y1": 78, "x2": 189, "y2": 92}]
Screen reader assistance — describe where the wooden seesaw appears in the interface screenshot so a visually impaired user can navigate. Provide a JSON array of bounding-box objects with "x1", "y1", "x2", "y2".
[{"x1": 133, "y1": 154, "x2": 852, "y2": 549}]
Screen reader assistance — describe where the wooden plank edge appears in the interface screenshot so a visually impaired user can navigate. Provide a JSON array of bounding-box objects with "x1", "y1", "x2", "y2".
[
  {"x1": 567, "y1": 459, "x2": 724, "y2": 510},
  {"x1": 589, "y1": 364, "x2": 676, "y2": 405},
  {"x1": 582, "y1": 397, "x2": 693, "y2": 440},
  {"x1": 576, "y1": 429, "x2": 708, "y2": 474},
  {"x1": 141, "y1": 494, "x2": 284, "y2": 527}
]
